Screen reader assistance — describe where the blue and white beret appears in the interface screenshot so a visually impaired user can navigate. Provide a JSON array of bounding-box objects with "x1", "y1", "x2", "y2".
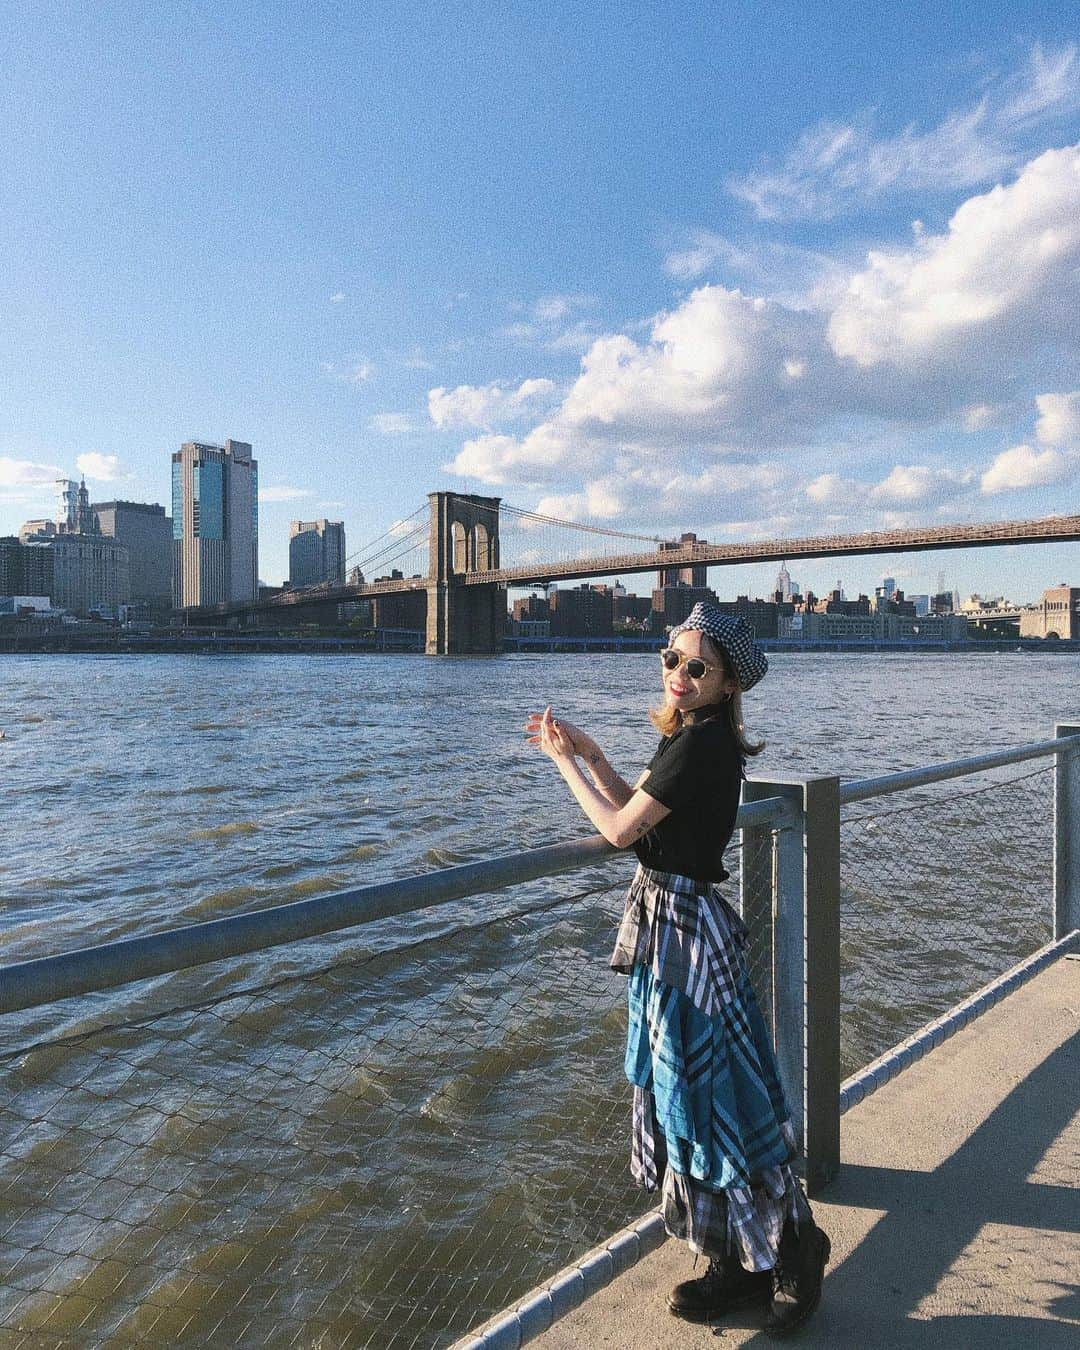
[{"x1": 669, "y1": 603, "x2": 768, "y2": 691}]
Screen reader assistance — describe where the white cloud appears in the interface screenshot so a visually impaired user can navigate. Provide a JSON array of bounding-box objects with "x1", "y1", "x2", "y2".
[
  {"x1": 663, "y1": 232, "x2": 747, "y2": 281},
  {"x1": 329, "y1": 292, "x2": 346, "y2": 304},
  {"x1": 803, "y1": 464, "x2": 973, "y2": 508},
  {"x1": 370, "y1": 413, "x2": 416, "y2": 435},
  {"x1": 963, "y1": 402, "x2": 1015, "y2": 431},
  {"x1": 0, "y1": 456, "x2": 63, "y2": 487},
  {"x1": 75, "y1": 452, "x2": 121, "y2": 481},
  {"x1": 497, "y1": 294, "x2": 599, "y2": 352},
  {"x1": 445, "y1": 427, "x2": 572, "y2": 487},
  {"x1": 870, "y1": 464, "x2": 972, "y2": 503},
  {"x1": 730, "y1": 43, "x2": 1080, "y2": 220},
  {"x1": 259, "y1": 485, "x2": 316, "y2": 503},
  {"x1": 531, "y1": 294, "x2": 592, "y2": 323},
  {"x1": 805, "y1": 473, "x2": 854, "y2": 505},
  {"x1": 321, "y1": 359, "x2": 373, "y2": 385},
  {"x1": 980, "y1": 443, "x2": 1073, "y2": 493},
  {"x1": 1034, "y1": 391, "x2": 1080, "y2": 447},
  {"x1": 828, "y1": 144, "x2": 1080, "y2": 369},
  {"x1": 400, "y1": 350, "x2": 436, "y2": 370},
  {"x1": 428, "y1": 378, "x2": 558, "y2": 431},
  {"x1": 441, "y1": 144, "x2": 1080, "y2": 528},
  {"x1": 536, "y1": 461, "x2": 790, "y2": 529}
]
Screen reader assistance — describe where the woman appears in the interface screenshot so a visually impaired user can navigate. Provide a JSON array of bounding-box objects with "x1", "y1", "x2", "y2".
[{"x1": 526, "y1": 603, "x2": 829, "y2": 1335}]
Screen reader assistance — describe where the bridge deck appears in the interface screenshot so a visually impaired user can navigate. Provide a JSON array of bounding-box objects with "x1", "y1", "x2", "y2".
[{"x1": 528, "y1": 954, "x2": 1079, "y2": 1349}]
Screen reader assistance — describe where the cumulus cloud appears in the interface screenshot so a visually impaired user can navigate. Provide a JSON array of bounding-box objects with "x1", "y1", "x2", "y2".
[
  {"x1": 536, "y1": 461, "x2": 790, "y2": 528},
  {"x1": 730, "y1": 43, "x2": 1080, "y2": 220},
  {"x1": 963, "y1": 402, "x2": 1016, "y2": 431},
  {"x1": 428, "y1": 378, "x2": 558, "y2": 431},
  {"x1": 870, "y1": 464, "x2": 972, "y2": 503},
  {"x1": 441, "y1": 143, "x2": 1080, "y2": 527},
  {"x1": 329, "y1": 292, "x2": 346, "y2": 303},
  {"x1": 0, "y1": 456, "x2": 63, "y2": 487},
  {"x1": 446, "y1": 426, "x2": 575, "y2": 487},
  {"x1": 804, "y1": 473, "x2": 854, "y2": 505},
  {"x1": 76, "y1": 452, "x2": 121, "y2": 481},
  {"x1": 1034, "y1": 390, "x2": 1080, "y2": 446},
  {"x1": 828, "y1": 144, "x2": 1080, "y2": 369},
  {"x1": 980, "y1": 443, "x2": 1072, "y2": 493},
  {"x1": 259, "y1": 485, "x2": 316, "y2": 503}
]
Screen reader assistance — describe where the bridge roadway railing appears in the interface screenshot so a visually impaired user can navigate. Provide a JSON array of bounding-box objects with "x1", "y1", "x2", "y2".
[
  {"x1": 0, "y1": 727, "x2": 1077, "y2": 1349},
  {"x1": 467, "y1": 511, "x2": 1080, "y2": 587}
]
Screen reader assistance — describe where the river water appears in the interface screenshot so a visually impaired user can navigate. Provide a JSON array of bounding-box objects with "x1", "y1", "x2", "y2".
[{"x1": 1, "y1": 650, "x2": 1077, "y2": 1347}]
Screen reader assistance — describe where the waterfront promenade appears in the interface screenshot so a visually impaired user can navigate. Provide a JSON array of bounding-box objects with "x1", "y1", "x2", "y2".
[{"x1": 525, "y1": 954, "x2": 1079, "y2": 1349}]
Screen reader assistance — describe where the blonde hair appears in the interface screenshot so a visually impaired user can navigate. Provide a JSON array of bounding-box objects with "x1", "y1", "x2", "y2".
[{"x1": 649, "y1": 634, "x2": 765, "y2": 756}]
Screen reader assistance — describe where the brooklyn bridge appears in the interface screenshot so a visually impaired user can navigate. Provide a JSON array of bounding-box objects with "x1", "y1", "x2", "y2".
[{"x1": 190, "y1": 491, "x2": 1080, "y2": 653}]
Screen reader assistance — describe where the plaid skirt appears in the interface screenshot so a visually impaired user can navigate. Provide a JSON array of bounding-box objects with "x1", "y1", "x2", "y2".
[{"x1": 613, "y1": 865, "x2": 812, "y2": 1272}]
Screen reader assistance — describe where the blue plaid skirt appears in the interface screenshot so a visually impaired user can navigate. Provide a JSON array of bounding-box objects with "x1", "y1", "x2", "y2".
[{"x1": 615, "y1": 866, "x2": 811, "y2": 1271}]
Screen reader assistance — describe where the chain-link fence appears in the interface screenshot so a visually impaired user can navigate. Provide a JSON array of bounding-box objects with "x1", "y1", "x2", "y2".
[
  {"x1": 0, "y1": 832, "x2": 783, "y2": 1350},
  {"x1": 839, "y1": 763, "x2": 1055, "y2": 1077},
  {"x1": 1, "y1": 754, "x2": 1063, "y2": 1350}
]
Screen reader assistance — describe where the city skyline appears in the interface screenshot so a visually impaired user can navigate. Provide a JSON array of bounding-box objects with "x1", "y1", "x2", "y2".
[
  {"x1": 9, "y1": 468, "x2": 1074, "y2": 610},
  {"x1": 2, "y1": 4, "x2": 1078, "y2": 599}
]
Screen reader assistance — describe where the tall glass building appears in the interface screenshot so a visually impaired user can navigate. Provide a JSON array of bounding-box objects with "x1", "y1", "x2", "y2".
[
  {"x1": 288, "y1": 519, "x2": 346, "y2": 588},
  {"x1": 171, "y1": 440, "x2": 258, "y2": 607}
]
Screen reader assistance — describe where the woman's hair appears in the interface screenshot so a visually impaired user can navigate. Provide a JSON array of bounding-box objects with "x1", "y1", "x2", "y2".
[{"x1": 649, "y1": 633, "x2": 765, "y2": 756}]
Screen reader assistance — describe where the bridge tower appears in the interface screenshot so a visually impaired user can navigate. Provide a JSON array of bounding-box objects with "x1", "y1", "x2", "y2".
[{"x1": 426, "y1": 492, "x2": 505, "y2": 654}]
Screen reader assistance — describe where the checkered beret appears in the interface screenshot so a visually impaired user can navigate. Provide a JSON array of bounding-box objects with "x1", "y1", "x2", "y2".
[{"x1": 668, "y1": 603, "x2": 768, "y2": 691}]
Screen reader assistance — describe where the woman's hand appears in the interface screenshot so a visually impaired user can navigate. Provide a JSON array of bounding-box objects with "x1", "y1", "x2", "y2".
[
  {"x1": 525, "y1": 710, "x2": 595, "y2": 757},
  {"x1": 531, "y1": 707, "x2": 578, "y2": 766}
]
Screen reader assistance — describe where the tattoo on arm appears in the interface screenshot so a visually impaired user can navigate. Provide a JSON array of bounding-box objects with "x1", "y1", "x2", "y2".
[{"x1": 589, "y1": 753, "x2": 600, "y2": 765}]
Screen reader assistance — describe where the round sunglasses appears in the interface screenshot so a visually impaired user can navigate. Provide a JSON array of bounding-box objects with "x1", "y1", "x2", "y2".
[{"x1": 659, "y1": 647, "x2": 720, "y2": 680}]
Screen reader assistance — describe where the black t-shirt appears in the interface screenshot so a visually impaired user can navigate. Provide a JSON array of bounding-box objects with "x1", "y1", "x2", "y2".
[{"x1": 633, "y1": 710, "x2": 745, "y2": 882}]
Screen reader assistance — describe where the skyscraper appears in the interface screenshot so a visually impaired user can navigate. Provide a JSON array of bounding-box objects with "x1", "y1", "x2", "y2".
[
  {"x1": 93, "y1": 501, "x2": 173, "y2": 608},
  {"x1": 55, "y1": 479, "x2": 97, "y2": 535},
  {"x1": 172, "y1": 440, "x2": 258, "y2": 607},
  {"x1": 289, "y1": 519, "x2": 346, "y2": 588}
]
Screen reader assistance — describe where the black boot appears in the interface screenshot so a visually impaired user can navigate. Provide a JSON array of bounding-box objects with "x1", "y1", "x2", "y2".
[
  {"x1": 668, "y1": 1252, "x2": 772, "y2": 1322},
  {"x1": 763, "y1": 1217, "x2": 831, "y2": 1335}
]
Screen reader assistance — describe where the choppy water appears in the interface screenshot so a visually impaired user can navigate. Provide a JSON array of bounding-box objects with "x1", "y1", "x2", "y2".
[{"x1": 1, "y1": 651, "x2": 1077, "y2": 1347}]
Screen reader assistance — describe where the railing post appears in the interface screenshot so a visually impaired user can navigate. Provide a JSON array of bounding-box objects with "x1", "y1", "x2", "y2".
[
  {"x1": 741, "y1": 779, "x2": 802, "y2": 1148},
  {"x1": 802, "y1": 775, "x2": 841, "y2": 1194},
  {"x1": 741, "y1": 775, "x2": 839, "y2": 1193},
  {"x1": 1054, "y1": 723, "x2": 1080, "y2": 939},
  {"x1": 739, "y1": 781, "x2": 777, "y2": 1038}
]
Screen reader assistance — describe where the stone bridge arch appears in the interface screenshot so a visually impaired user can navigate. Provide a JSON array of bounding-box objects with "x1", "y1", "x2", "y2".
[{"x1": 427, "y1": 492, "x2": 504, "y2": 653}]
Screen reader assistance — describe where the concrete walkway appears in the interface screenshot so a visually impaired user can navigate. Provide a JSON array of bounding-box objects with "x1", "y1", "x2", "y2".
[{"x1": 534, "y1": 955, "x2": 1079, "y2": 1349}]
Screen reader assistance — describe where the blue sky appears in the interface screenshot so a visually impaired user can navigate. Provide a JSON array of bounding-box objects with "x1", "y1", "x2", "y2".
[{"x1": 2, "y1": 0, "x2": 1078, "y2": 600}]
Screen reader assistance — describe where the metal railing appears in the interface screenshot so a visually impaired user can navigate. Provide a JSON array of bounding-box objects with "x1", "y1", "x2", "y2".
[{"x1": 1, "y1": 726, "x2": 1078, "y2": 1350}]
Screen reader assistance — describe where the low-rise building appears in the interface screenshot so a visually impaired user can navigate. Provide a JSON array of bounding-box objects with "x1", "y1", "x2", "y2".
[
  {"x1": 658, "y1": 532, "x2": 709, "y2": 587},
  {"x1": 0, "y1": 596, "x2": 51, "y2": 615},
  {"x1": 780, "y1": 611, "x2": 969, "y2": 641},
  {"x1": 32, "y1": 533, "x2": 131, "y2": 615},
  {"x1": 512, "y1": 619, "x2": 552, "y2": 637},
  {"x1": 715, "y1": 596, "x2": 786, "y2": 638},
  {"x1": 512, "y1": 594, "x2": 549, "y2": 624},
  {"x1": 651, "y1": 584, "x2": 718, "y2": 628},
  {"x1": 1020, "y1": 585, "x2": 1079, "y2": 640},
  {"x1": 549, "y1": 583, "x2": 614, "y2": 637}
]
